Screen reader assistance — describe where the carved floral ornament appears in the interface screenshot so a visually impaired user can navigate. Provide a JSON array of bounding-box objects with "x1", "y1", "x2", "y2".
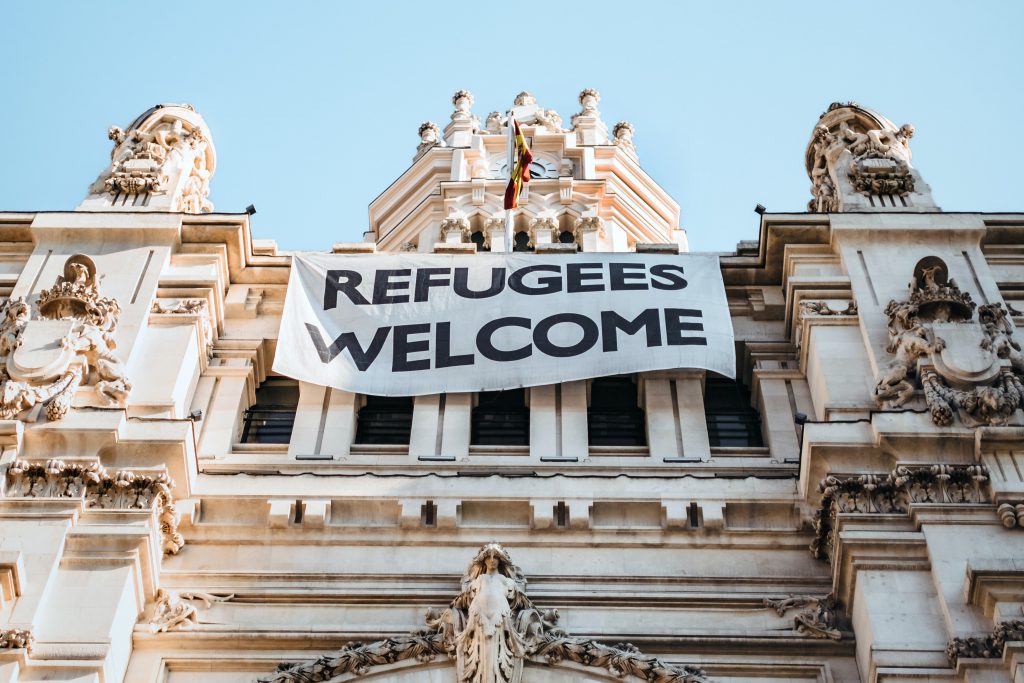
[
  {"x1": 260, "y1": 543, "x2": 710, "y2": 683},
  {"x1": 0, "y1": 255, "x2": 131, "y2": 423},
  {"x1": 0, "y1": 628, "x2": 33, "y2": 652},
  {"x1": 810, "y1": 464, "x2": 990, "y2": 561},
  {"x1": 873, "y1": 258, "x2": 1024, "y2": 427},
  {"x1": 3, "y1": 459, "x2": 184, "y2": 554}
]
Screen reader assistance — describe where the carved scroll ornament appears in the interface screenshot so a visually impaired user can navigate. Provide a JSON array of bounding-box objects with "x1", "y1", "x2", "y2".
[
  {"x1": 260, "y1": 543, "x2": 710, "y2": 683},
  {"x1": 0, "y1": 255, "x2": 131, "y2": 422},
  {"x1": 763, "y1": 595, "x2": 842, "y2": 640},
  {"x1": 947, "y1": 620, "x2": 1024, "y2": 666},
  {"x1": 4, "y1": 459, "x2": 184, "y2": 554}
]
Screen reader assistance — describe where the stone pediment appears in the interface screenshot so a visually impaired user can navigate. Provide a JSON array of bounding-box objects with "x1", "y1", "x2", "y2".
[{"x1": 260, "y1": 543, "x2": 709, "y2": 683}]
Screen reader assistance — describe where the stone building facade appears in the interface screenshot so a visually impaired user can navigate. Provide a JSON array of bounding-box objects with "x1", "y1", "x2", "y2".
[{"x1": 0, "y1": 93, "x2": 1022, "y2": 683}]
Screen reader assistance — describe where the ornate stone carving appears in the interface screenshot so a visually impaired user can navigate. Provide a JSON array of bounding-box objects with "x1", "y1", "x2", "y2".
[
  {"x1": 763, "y1": 595, "x2": 842, "y2": 640},
  {"x1": 149, "y1": 589, "x2": 234, "y2": 632},
  {"x1": 417, "y1": 122, "x2": 444, "y2": 157},
  {"x1": 151, "y1": 298, "x2": 214, "y2": 358},
  {"x1": 441, "y1": 217, "x2": 472, "y2": 243},
  {"x1": 0, "y1": 628, "x2": 32, "y2": 652},
  {"x1": 0, "y1": 255, "x2": 131, "y2": 422},
  {"x1": 452, "y1": 90, "x2": 476, "y2": 122},
  {"x1": 810, "y1": 464, "x2": 990, "y2": 560},
  {"x1": 101, "y1": 105, "x2": 214, "y2": 213},
  {"x1": 260, "y1": 543, "x2": 709, "y2": 683},
  {"x1": 5, "y1": 460, "x2": 184, "y2": 555},
  {"x1": 573, "y1": 216, "x2": 605, "y2": 244},
  {"x1": 997, "y1": 502, "x2": 1024, "y2": 528},
  {"x1": 873, "y1": 259, "x2": 1024, "y2": 426},
  {"x1": 399, "y1": 241, "x2": 419, "y2": 252},
  {"x1": 514, "y1": 92, "x2": 536, "y2": 107},
  {"x1": 613, "y1": 121, "x2": 637, "y2": 157},
  {"x1": 484, "y1": 112, "x2": 505, "y2": 135},
  {"x1": 947, "y1": 620, "x2": 1024, "y2": 665},
  {"x1": 798, "y1": 300, "x2": 858, "y2": 318},
  {"x1": 534, "y1": 109, "x2": 564, "y2": 133},
  {"x1": 528, "y1": 218, "x2": 558, "y2": 247}
]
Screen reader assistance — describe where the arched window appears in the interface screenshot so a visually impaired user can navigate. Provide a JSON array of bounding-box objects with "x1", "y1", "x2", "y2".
[
  {"x1": 588, "y1": 377, "x2": 646, "y2": 446},
  {"x1": 354, "y1": 395, "x2": 414, "y2": 445},
  {"x1": 558, "y1": 230, "x2": 576, "y2": 245},
  {"x1": 513, "y1": 231, "x2": 532, "y2": 252},
  {"x1": 471, "y1": 389, "x2": 529, "y2": 445},
  {"x1": 470, "y1": 231, "x2": 489, "y2": 252},
  {"x1": 241, "y1": 378, "x2": 298, "y2": 444},
  {"x1": 704, "y1": 377, "x2": 764, "y2": 447}
]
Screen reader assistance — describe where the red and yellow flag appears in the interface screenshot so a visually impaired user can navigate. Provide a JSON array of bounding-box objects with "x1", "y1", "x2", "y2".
[{"x1": 503, "y1": 118, "x2": 533, "y2": 210}]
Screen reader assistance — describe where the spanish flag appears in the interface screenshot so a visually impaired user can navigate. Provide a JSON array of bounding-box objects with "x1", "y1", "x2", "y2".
[{"x1": 503, "y1": 118, "x2": 533, "y2": 210}]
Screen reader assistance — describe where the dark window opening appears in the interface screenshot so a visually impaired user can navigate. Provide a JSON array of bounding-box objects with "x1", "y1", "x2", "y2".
[
  {"x1": 422, "y1": 500, "x2": 437, "y2": 527},
  {"x1": 241, "y1": 378, "x2": 298, "y2": 444},
  {"x1": 471, "y1": 389, "x2": 529, "y2": 445},
  {"x1": 705, "y1": 377, "x2": 764, "y2": 447},
  {"x1": 470, "y1": 230, "x2": 489, "y2": 252},
  {"x1": 354, "y1": 395, "x2": 414, "y2": 445},
  {"x1": 588, "y1": 377, "x2": 646, "y2": 446},
  {"x1": 558, "y1": 230, "x2": 576, "y2": 244},
  {"x1": 513, "y1": 231, "x2": 532, "y2": 252},
  {"x1": 555, "y1": 501, "x2": 568, "y2": 528}
]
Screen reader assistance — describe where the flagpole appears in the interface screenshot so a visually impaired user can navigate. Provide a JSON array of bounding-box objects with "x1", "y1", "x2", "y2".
[{"x1": 505, "y1": 110, "x2": 515, "y2": 253}]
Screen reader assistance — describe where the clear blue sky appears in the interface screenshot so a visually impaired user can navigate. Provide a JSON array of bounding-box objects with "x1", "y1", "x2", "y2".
[{"x1": 1, "y1": 1, "x2": 1020, "y2": 253}]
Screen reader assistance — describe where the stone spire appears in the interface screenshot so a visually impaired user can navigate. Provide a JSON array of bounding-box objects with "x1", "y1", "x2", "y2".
[{"x1": 78, "y1": 104, "x2": 216, "y2": 213}]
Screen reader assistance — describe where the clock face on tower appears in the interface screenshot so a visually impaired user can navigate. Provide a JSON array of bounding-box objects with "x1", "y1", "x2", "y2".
[{"x1": 488, "y1": 156, "x2": 559, "y2": 180}]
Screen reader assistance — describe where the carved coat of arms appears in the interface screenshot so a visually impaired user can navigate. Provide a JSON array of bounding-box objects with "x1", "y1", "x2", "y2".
[
  {"x1": 874, "y1": 257, "x2": 1024, "y2": 426},
  {"x1": 0, "y1": 254, "x2": 131, "y2": 422}
]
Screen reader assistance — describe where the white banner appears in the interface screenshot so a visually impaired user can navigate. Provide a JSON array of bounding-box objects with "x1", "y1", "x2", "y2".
[{"x1": 274, "y1": 253, "x2": 735, "y2": 395}]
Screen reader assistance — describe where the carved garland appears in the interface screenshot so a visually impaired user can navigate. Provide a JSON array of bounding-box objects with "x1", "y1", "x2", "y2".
[
  {"x1": 259, "y1": 543, "x2": 710, "y2": 683},
  {"x1": 4, "y1": 459, "x2": 184, "y2": 554},
  {"x1": 947, "y1": 620, "x2": 1024, "y2": 666},
  {"x1": 810, "y1": 464, "x2": 990, "y2": 561},
  {"x1": 0, "y1": 628, "x2": 32, "y2": 652}
]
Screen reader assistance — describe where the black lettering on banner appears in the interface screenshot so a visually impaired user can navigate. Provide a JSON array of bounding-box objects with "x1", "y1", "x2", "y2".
[
  {"x1": 454, "y1": 267, "x2": 506, "y2": 299},
  {"x1": 414, "y1": 268, "x2": 451, "y2": 303},
  {"x1": 664, "y1": 308, "x2": 706, "y2": 346},
  {"x1": 507, "y1": 265, "x2": 563, "y2": 295},
  {"x1": 609, "y1": 262, "x2": 649, "y2": 291},
  {"x1": 436, "y1": 321, "x2": 474, "y2": 368},
  {"x1": 372, "y1": 269, "x2": 412, "y2": 304},
  {"x1": 324, "y1": 270, "x2": 369, "y2": 309},
  {"x1": 392, "y1": 323, "x2": 432, "y2": 371},
  {"x1": 534, "y1": 313, "x2": 600, "y2": 358},
  {"x1": 649, "y1": 263, "x2": 688, "y2": 290},
  {"x1": 477, "y1": 317, "x2": 533, "y2": 361},
  {"x1": 566, "y1": 262, "x2": 604, "y2": 293},
  {"x1": 600, "y1": 309, "x2": 662, "y2": 352},
  {"x1": 305, "y1": 323, "x2": 391, "y2": 370}
]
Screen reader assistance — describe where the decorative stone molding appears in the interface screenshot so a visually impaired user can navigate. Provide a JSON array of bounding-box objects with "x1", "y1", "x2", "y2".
[
  {"x1": 149, "y1": 589, "x2": 234, "y2": 633},
  {"x1": 810, "y1": 464, "x2": 990, "y2": 560},
  {"x1": 260, "y1": 543, "x2": 709, "y2": 683},
  {"x1": 873, "y1": 258, "x2": 1024, "y2": 426},
  {"x1": 399, "y1": 241, "x2": 419, "y2": 253},
  {"x1": 440, "y1": 217, "x2": 472, "y2": 244},
  {"x1": 416, "y1": 122, "x2": 444, "y2": 157},
  {"x1": 151, "y1": 298, "x2": 214, "y2": 358},
  {"x1": 799, "y1": 300, "x2": 858, "y2": 318},
  {"x1": 763, "y1": 595, "x2": 842, "y2": 640},
  {"x1": 528, "y1": 218, "x2": 559, "y2": 247},
  {"x1": 947, "y1": 620, "x2": 1024, "y2": 666},
  {"x1": 0, "y1": 255, "x2": 130, "y2": 422},
  {"x1": 573, "y1": 216, "x2": 605, "y2": 244},
  {"x1": 997, "y1": 502, "x2": 1024, "y2": 528},
  {"x1": 0, "y1": 628, "x2": 32, "y2": 652},
  {"x1": 534, "y1": 109, "x2": 565, "y2": 133},
  {"x1": 4, "y1": 460, "x2": 184, "y2": 555}
]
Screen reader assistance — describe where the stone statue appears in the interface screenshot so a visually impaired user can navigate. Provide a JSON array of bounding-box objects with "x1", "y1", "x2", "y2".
[
  {"x1": 485, "y1": 112, "x2": 505, "y2": 135},
  {"x1": 454, "y1": 544, "x2": 529, "y2": 683}
]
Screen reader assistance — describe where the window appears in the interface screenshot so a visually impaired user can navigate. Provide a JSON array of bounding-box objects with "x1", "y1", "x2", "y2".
[
  {"x1": 588, "y1": 377, "x2": 646, "y2": 446},
  {"x1": 558, "y1": 230, "x2": 577, "y2": 245},
  {"x1": 470, "y1": 231, "x2": 489, "y2": 252},
  {"x1": 705, "y1": 377, "x2": 764, "y2": 447},
  {"x1": 513, "y1": 231, "x2": 532, "y2": 252},
  {"x1": 471, "y1": 389, "x2": 529, "y2": 445},
  {"x1": 354, "y1": 395, "x2": 414, "y2": 444},
  {"x1": 241, "y1": 378, "x2": 298, "y2": 444}
]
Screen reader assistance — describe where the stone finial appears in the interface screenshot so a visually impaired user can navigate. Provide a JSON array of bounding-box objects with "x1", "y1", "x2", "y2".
[
  {"x1": 613, "y1": 121, "x2": 637, "y2": 157},
  {"x1": 79, "y1": 104, "x2": 216, "y2": 214},
  {"x1": 451, "y1": 90, "x2": 475, "y2": 121},
  {"x1": 578, "y1": 88, "x2": 600, "y2": 114},
  {"x1": 415, "y1": 121, "x2": 444, "y2": 158},
  {"x1": 514, "y1": 91, "x2": 536, "y2": 106}
]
